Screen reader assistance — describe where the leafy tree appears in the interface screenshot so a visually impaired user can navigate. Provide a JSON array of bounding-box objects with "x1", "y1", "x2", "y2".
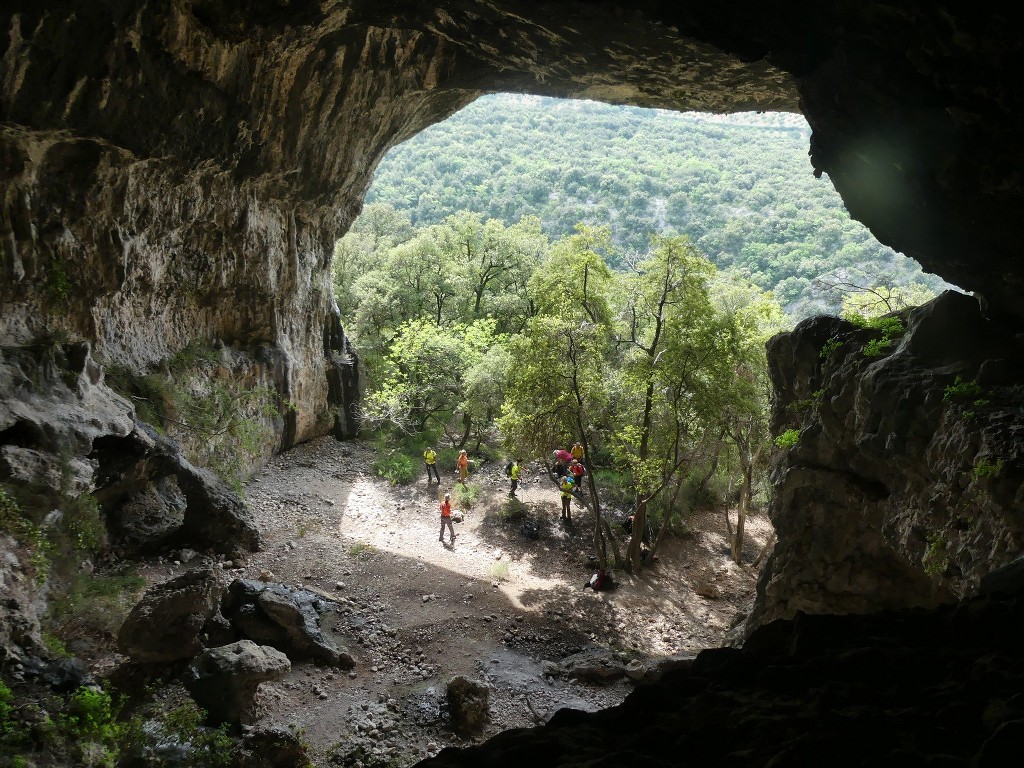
[
  {"x1": 359, "y1": 319, "x2": 500, "y2": 438},
  {"x1": 711, "y1": 274, "x2": 785, "y2": 564},
  {"x1": 611, "y1": 234, "x2": 720, "y2": 571},
  {"x1": 500, "y1": 228, "x2": 622, "y2": 569}
]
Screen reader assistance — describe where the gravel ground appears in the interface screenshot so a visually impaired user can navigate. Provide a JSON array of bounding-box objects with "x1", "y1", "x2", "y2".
[{"x1": 220, "y1": 436, "x2": 771, "y2": 766}]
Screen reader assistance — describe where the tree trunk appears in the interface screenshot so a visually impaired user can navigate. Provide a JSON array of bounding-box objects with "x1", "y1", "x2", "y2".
[
  {"x1": 627, "y1": 498, "x2": 648, "y2": 572},
  {"x1": 731, "y1": 460, "x2": 751, "y2": 565},
  {"x1": 752, "y1": 531, "x2": 776, "y2": 568},
  {"x1": 456, "y1": 411, "x2": 471, "y2": 449}
]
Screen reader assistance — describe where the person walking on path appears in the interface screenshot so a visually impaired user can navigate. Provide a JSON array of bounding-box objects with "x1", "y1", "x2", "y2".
[
  {"x1": 423, "y1": 447, "x2": 441, "y2": 484},
  {"x1": 569, "y1": 459, "x2": 586, "y2": 490},
  {"x1": 552, "y1": 449, "x2": 573, "y2": 478},
  {"x1": 570, "y1": 441, "x2": 585, "y2": 466},
  {"x1": 439, "y1": 492, "x2": 456, "y2": 544},
  {"x1": 509, "y1": 459, "x2": 524, "y2": 497},
  {"x1": 457, "y1": 449, "x2": 469, "y2": 484},
  {"x1": 559, "y1": 475, "x2": 574, "y2": 521}
]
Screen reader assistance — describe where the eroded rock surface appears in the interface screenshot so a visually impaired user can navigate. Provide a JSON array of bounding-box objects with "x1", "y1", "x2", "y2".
[
  {"x1": 732, "y1": 291, "x2": 1024, "y2": 641},
  {"x1": 118, "y1": 566, "x2": 227, "y2": 664}
]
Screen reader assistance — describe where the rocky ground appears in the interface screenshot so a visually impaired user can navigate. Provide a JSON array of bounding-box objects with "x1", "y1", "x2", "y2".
[{"x1": 136, "y1": 436, "x2": 773, "y2": 767}]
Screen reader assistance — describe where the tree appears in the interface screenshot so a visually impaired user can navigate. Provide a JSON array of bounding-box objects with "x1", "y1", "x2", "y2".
[
  {"x1": 500, "y1": 226, "x2": 622, "y2": 570},
  {"x1": 612, "y1": 235, "x2": 722, "y2": 571},
  {"x1": 711, "y1": 274, "x2": 784, "y2": 564},
  {"x1": 358, "y1": 319, "x2": 500, "y2": 438}
]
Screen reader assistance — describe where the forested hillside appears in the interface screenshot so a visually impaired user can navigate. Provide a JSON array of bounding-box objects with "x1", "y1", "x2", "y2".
[{"x1": 364, "y1": 94, "x2": 950, "y2": 318}]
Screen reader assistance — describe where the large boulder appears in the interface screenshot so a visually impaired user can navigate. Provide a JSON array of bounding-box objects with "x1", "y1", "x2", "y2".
[
  {"x1": 446, "y1": 676, "x2": 491, "y2": 737},
  {"x1": 185, "y1": 640, "x2": 290, "y2": 726},
  {"x1": 222, "y1": 579, "x2": 353, "y2": 668},
  {"x1": 118, "y1": 567, "x2": 227, "y2": 664}
]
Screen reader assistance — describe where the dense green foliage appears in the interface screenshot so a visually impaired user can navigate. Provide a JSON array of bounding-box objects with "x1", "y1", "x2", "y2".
[
  {"x1": 366, "y1": 94, "x2": 950, "y2": 318},
  {"x1": 335, "y1": 210, "x2": 781, "y2": 569},
  {"x1": 1, "y1": 683, "x2": 237, "y2": 768}
]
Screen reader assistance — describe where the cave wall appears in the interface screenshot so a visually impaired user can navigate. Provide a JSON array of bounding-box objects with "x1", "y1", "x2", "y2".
[{"x1": 2, "y1": 2, "x2": 1023, "y2": 633}]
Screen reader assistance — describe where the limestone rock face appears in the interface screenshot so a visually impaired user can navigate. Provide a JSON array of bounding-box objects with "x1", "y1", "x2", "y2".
[
  {"x1": 732, "y1": 291, "x2": 1024, "y2": 641},
  {"x1": 4, "y1": 2, "x2": 1020, "y2": 459}
]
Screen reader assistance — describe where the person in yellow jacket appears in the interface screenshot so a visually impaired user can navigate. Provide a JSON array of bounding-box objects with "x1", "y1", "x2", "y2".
[
  {"x1": 570, "y1": 441, "x2": 585, "y2": 466},
  {"x1": 423, "y1": 447, "x2": 440, "y2": 484},
  {"x1": 509, "y1": 459, "x2": 524, "y2": 497}
]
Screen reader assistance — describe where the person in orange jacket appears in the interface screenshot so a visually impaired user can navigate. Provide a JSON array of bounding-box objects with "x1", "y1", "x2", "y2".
[{"x1": 439, "y1": 492, "x2": 456, "y2": 544}]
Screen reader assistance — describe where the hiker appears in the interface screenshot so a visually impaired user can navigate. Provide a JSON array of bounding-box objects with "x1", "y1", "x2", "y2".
[
  {"x1": 423, "y1": 446, "x2": 441, "y2": 484},
  {"x1": 457, "y1": 449, "x2": 469, "y2": 484},
  {"x1": 559, "y1": 475, "x2": 574, "y2": 521},
  {"x1": 509, "y1": 459, "x2": 524, "y2": 497},
  {"x1": 570, "y1": 440, "x2": 585, "y2": 467},
  {"x1": 569, "y1": 458, "x2": 586, "y2": 489},
  {"x1": 439, "y1": 492, "x2": 456, "y2": 544},
  {"x1": 552, "y1": 448, "x2": 573, "y2": 477},
  {"x1": 582, "y1": 568, "x2": 615, "y2": 591}
]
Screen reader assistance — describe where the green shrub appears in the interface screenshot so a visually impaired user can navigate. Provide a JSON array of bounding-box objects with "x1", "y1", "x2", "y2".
[
  {"x1": 922, "y1": 533, "x2": 948, "y2": 578},
  {"x1": 347, "y1": 541, "x2": 375, "y2": 557},
  {"x1": 453, "y1": 482, "x2": 481, "y2": 509},
  {"x1": 972, "y1": 457, "x2": 1004, "y2": 480},
  {"x1": 488, "y1": 562, "x2": 510, "y2": 582},
  {"x1": 154, "y1": 700, "x2": 234, "y2": 767},
  {"x1": 493, "y1": 499, "x2": 526, "y2": 522},
  {"x1": 774, "y1": 428, "x2": 801, "y2": 449},
  {"x1": 57, "y1": 686, "x2": 124, "y2": 767},
  {"x1": 819, "y1": 337, "x2": 841, "y2": 359},
  {"x1": 943, "y1": 376, "x2": 982, "y2": 402},
  {"x1": 0, "y1": 485, "x2": 52, "y2": 585},
  {"x1": 104, "y1": 342, "x2": 281, "y2": 490},
  {"x1": 48, "y1": 568, "x2": 145, "y2": 644},
  {"x1": 846, "y1": 313, "x2": 905, "y2": 357},
  {"x1": 1, "y1": 681, "x2": 30, "y2": 747},
  {"x1": 373, "y1": 450, "x2": 417, "y2": 484}
]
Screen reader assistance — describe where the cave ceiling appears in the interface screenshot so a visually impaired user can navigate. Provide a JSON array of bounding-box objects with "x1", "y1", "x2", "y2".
[{"x1": 2, "y1": 1, "x2": 1022, "y2": 324}]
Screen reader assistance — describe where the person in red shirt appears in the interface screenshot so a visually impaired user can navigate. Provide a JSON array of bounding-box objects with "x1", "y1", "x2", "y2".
[
  {"x1": 439, "y1": 492, "x2": 456, "y2": 544},
  {"x1": 569, "y1": 459, "x2": 586, "y2": 489}
]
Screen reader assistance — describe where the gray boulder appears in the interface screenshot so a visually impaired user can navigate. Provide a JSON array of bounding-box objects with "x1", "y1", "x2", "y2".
[
  {"x1": 186, "y1": 640, "x2": 290, "y2": 726},
  {"x1": 223, "y1": 579, "x2": 353, "y2": 667},
  {"x1": 118, "y1": 567, "x2": 226, "y2": 664},
  {"x1": 446, "y1": 675, "x2": 490, "y2": 736}
]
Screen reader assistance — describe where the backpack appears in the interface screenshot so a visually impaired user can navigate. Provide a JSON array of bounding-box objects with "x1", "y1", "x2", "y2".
[{"x1": 505, "y1": 461, "x2": 513, "y2": 477}]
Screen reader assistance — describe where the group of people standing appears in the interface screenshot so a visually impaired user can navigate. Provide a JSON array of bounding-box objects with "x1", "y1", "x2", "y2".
[
  {"x1": 424, "y1": 446, "x2": 471, "y2": 545},
  {"x1": 553, "y1": 441, "x2": 586, "y2": 522},
  {"x1": 423, "y1": 441, "x2": 585, "y2": 542},
  {"x1": 422, "y1": 446, "x2": 472, "y2": 485}
]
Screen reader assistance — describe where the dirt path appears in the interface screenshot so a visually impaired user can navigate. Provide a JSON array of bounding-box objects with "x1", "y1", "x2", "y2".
[{"x1": 232, "y1": 436, "x2": 772, "y2": 766}]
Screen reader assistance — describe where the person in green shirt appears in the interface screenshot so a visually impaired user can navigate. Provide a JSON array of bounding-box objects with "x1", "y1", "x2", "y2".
[
  {"x1": 423, "y1": 447, "x2": 440, "y2": 484},
  {"x1": 559, "y1": 476, "x2": 574, "y2": 521},
  {"x1": 509, "y1": 459, "x2": 524, "y2": 497}
]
